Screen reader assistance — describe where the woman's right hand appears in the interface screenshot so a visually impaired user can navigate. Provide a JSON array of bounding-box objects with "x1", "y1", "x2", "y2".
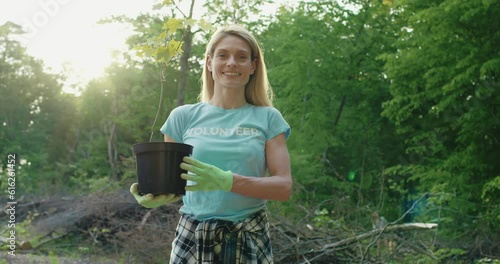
[{"x1": 129, "y1": 183, "x2": 181, "y2": 208}]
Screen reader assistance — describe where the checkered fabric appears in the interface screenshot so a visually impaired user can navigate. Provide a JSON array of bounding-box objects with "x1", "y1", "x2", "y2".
[{"x1": 169, "y1": 210, "x2": 273, "y2": 264}]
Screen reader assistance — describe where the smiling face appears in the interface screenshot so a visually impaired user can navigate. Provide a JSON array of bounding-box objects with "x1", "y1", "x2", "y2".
[{"x1": 207, "y1": 35, "x2": 256, "y2": 91}]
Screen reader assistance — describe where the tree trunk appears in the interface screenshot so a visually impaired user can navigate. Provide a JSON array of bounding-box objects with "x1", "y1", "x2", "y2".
[
  {"x1": 176, "y1": 0, "x2": 195, "y2": 107},
  {"x1": 107, "y1": 122, "x2": 118, "y2": 180}
]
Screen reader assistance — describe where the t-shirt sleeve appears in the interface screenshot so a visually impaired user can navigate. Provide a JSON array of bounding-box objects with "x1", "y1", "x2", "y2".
[
  {"x1": 266, "y1": 107, "x2": 291, "y2": 141},
  {"x1": 160, "y1": 106, "x2": 187, "y2": 143}
]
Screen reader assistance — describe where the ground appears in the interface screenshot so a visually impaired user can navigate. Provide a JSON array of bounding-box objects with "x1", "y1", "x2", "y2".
[{"x1": 1, "y1": 253, "x2": 117, "y2": 264}]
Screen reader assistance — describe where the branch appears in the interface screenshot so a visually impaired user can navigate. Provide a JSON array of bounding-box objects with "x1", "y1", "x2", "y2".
[
  {"x1": 171, "y1": 0, "x2": 187, "y2": 18},
  {"x1": 149, "y1": 64, "x2": 166, "y2": 142},
  {"x1": 322, "y1": 222, "x2": 438, "y2": 251},
  {"x1": 360, "y1": 193, "x2": 430, "y2": 259},
  {"x1": 137, "y1": 210, "x2": 152, "y2": 233},
  {"x1": 188, "y1": 0, "x2": 195, "y2": 18}
]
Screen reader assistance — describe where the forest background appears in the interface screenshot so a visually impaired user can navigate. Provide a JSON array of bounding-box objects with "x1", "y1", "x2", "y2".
[{"x1": 0, "y1": 0, "x2": 499, "y2": 263}]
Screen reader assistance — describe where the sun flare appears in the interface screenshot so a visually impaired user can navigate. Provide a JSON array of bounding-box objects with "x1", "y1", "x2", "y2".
[{"x1": 0, "y1": 0, "x2": 156, "y2": 94}]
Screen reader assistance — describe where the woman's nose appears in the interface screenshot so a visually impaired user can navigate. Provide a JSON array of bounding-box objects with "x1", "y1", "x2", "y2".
[{"x1": 226, "y1": 56, "x2": 236, "y2": 66}]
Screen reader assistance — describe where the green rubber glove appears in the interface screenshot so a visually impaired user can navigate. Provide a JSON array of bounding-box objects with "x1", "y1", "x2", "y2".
[
  {"x1": 129, "y1": 183, "x2": 181, "y2": 208},
  {"x1": 180, "y1": 156, "x2": 233, "y2": 192}
]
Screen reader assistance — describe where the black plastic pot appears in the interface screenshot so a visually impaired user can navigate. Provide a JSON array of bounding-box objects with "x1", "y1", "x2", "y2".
[{"x1": 132, "y1": 142, "x2": 193, "y2": 196}]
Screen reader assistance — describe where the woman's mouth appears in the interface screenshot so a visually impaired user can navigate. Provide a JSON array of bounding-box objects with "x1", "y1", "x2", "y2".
[{"x1": 223, "y1": 72, "x2": 241, "y2": 76}]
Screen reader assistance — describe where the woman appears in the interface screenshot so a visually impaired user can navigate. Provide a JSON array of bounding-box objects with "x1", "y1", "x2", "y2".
[{"x1": 130, "y1": 25, "x2": 292, "y2": 263}]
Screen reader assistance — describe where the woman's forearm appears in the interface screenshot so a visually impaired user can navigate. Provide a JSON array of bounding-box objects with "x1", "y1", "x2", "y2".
[{"x1": 231, "y1": 173, "x2": 292, "y2": 201}]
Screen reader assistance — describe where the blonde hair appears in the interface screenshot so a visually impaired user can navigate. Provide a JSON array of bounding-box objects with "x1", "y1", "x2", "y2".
[{"x1": 199, "y1": 25, "x2": 274, "y2": 106}]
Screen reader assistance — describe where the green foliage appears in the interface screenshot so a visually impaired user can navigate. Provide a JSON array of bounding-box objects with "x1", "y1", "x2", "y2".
[
  {"x1": 203, "y1": 0, "x2": 272, "y2": 29},
  {"x1": 434, "y1": 248, "x2": 467, "y2": 262},
  {"x1": 312, "y1": 208, "x2": 345, "y2": 229},
  {"x1": 0, "y1": 22, "x2": 74, "y2": 195},
  {"x1": 261, "y1": 1, "x2": 403, "y2": 218},
  {"x1": 380, "y1": 0, "x2": 500, "y2": 255},
  {"x1": 482, "y1": 176, "x2": 500, "y2": 203},
  {"x1": 134, "y1": 21, "x2": 183, "y2": 64}
]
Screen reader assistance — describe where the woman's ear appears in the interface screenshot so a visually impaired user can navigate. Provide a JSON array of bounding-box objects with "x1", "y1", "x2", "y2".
[
  {"x1": 206, "y1": 55, "x2": 213, "y2": 72},
  {"x1": 251, "y1": 58, "x2": 257, "y2": 74}
]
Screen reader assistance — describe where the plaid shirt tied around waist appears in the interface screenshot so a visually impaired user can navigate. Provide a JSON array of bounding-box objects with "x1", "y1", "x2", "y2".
[{"x1": 169, "y1": 210, "x2": 273, "y2": 264}]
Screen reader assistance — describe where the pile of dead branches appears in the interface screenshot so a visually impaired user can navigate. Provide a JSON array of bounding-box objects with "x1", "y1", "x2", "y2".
[
  {"x1": 269, "y1": 215, "x2": 439, "y2": 263},
  {"x1": 1, "y1": 189, "x2": 181, "y2": 263},
  {"x1": 2, "y1": 190, "x2": 440, "y2": 263}
]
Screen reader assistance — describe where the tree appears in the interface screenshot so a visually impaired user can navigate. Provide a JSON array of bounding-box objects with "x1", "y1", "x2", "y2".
[
  {"x1": 260, "y1": 0, "x2": 405, "y2": 223},
  {"x1": 381, "y1": 0, "x2": 500, "y2": 256},
  {"x1": 0, "y1": 22, "x2": 77, "y2": 194}
]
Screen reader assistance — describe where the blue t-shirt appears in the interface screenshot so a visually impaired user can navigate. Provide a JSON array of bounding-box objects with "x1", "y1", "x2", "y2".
[{"x1": 160, "y1": 102, "x2": 290, "y2": 222}]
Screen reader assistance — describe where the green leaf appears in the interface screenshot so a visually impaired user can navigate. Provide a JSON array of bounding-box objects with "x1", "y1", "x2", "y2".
[
  {"x1": 197, "y1": 18, "x2": 213, "y2": 31},
  {"x1": 163, "y1": 18, "x2": 184, "y2": 35},
  {"x1": 482, "y1": 176, "x2": 500, "y2": 202},
  {"x1": 480, "y1": 58, "x2": 500, "y2": 76}
]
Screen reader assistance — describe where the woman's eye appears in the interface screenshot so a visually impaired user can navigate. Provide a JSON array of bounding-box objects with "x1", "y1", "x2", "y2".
[{"x1": 217, "y1": 53, "x2": 226, "y2": 58}]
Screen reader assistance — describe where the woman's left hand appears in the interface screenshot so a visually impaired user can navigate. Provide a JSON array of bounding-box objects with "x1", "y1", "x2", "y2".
[{"x1": 180, "y1": 156, "x2": 233, "y2": 192}]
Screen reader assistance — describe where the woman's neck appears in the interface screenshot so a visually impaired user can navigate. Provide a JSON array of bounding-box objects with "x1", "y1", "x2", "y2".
[{"x1": 210, "y1": 86, "x2": 247, "y2": 109}]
